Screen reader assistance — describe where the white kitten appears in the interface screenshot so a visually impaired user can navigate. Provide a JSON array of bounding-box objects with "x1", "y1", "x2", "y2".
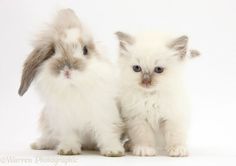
[
  {"x1": 116, "y1": 31, "x2": 199, "y2": 157},
  {"x1": 18, "y1": 9, "x2": 124, "y2": 156}
]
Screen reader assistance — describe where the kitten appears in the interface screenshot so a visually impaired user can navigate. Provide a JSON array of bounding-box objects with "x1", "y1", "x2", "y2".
[{"x1": 116, "y1": 31, "x2": 199, "y2": 157}]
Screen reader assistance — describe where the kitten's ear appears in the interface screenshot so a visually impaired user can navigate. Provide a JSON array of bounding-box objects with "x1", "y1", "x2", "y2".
[
  {"x1": 115, "y1": 31, "x2": 135, "y2": 54},
  {"x1": 190, "y1": 49, "x2": 200, "y2": 58},
  {"x1": 168, "y1": 35, "x2": 188, "y2": 58}
]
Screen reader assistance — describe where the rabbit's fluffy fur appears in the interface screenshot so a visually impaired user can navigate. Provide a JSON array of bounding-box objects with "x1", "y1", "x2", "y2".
[
  {"x1": 116, "y1": 31, "x2": 198, "y2": 157},
  {"x1": 19, "y1": 9, "x2": 124, "y2": 156}
]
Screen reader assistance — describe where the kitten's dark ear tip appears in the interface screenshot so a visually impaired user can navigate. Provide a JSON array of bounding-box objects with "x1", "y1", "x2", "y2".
[
  {"x1": 169, "y1": 35, "x2": 189, "y2": 49},
  {"x1": 115, "y1": 31, "x2": 126, "y2": 39},
  {"x1": 190, "y1": 49, "x2": 201, "y2": 58},
  {"x1": 180, "y1": 35, "x2": 189, "y2": 42},
  {"x1": 115, "y1": 31, "x2": 135, "y2": 45},
  {"x1": 115, "y1": 31, "x2": 123, "y2": 35},
  {"x1": 182, "y1": 35, "x2": 188, "y2": 39}
]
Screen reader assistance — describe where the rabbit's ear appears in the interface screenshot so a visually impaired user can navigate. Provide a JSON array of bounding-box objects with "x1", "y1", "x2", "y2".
[
  {"x1": 18, "y1": 43, "x2": 55, "y2": 96},
  {"x1": 53, "y1": 8, "x2": 81, "y2": 30}
]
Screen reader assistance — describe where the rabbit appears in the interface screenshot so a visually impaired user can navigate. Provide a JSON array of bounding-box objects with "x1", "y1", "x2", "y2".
[{"x1": 18, "y1": 9, "x2": 124, "y2": 157}]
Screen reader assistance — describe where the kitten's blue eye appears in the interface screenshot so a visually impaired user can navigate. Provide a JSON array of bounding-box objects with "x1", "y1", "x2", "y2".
[
  {"x1": 132, "y1": 65, "x2": 142, "y2": 72},
  {"x1": 154, "y1": 67, "x2": 164, "y2": 73},
  {"x1": 83, "y1": 46, "x2": 88, "y2": 55}
]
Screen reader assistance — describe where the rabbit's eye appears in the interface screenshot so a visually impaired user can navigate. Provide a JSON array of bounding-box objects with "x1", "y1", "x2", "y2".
[{"x1": 83, "y1": 46, "x2": 88, "y2": 55}]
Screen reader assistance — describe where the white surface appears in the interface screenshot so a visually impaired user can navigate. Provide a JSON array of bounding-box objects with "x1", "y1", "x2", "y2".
[
  {"x1": 0, "y1": 148, "x2": 235, "y2": 166},
  {"x1": 0, "y1": 0, "x2": 236, "y2": 165}
]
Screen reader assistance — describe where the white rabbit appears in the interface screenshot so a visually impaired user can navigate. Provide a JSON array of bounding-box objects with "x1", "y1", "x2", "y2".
[{"x1": 18, "y1": 9, "x2": 124, "y2": 156}]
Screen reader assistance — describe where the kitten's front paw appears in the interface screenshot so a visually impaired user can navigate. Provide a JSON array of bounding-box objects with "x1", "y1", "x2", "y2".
[
  {"x1": 132, "y1": 146, "x2": 157, "y2": 156},
  {"x1": 57, "y1": 143, "x2": 81, "y2": 155},
  {"x1": 166, "y1": 145, "x2": 188, "y2": 157},
  {"x1": 100, "y1": 146, "x2": 125, "y2": 157}
]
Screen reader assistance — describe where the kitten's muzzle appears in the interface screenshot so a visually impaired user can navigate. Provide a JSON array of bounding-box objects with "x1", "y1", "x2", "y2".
[{"x1": 141, "y1": 73, "x2": 152, "y2": 87}]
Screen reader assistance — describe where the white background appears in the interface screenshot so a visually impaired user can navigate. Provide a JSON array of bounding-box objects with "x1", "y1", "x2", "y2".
[{"x1": 0, "y1": 0, "x2": 236, "y2": 165}]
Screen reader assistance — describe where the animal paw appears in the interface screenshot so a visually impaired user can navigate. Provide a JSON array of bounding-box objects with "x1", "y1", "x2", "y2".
[
  {"x1": 132, "y1": 146, "x2": 157, "y2": 156},
  {"x1": 166, "y1": 145, "x2": 188, "y2": 157},
  {"x1": 57, "y1": 143, "x2": 81, "y2": 155},
  {"x1": 100, "y1": 146, "x2": 125, "y2": 157},
  {"x1": 31, "y1": 140, "x2": 55, "y2": 150},
  {"x1": 124, "y1": 140, "x2": 132, "y2": 152}
]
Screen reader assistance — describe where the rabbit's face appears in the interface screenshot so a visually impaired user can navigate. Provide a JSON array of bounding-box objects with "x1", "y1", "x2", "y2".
[
  {"x1": 47, "y1": 28, "x2": 97, "y2": 81},
  {"x1": 18, "y1": 9, "x2": 98, "y2": 96}
]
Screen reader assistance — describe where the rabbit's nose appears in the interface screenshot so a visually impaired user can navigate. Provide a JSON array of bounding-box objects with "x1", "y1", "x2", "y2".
[{"x1": 63, "y1": 66, "x2": 71, "y2": 79}]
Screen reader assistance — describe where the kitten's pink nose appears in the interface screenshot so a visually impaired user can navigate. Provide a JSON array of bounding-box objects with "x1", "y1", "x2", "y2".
[
  {"x1": 142, "y1": 73, "x2": 152, "y2": 87},
  {"x1": 142, "y1": 79, "x2": 151, "y2": 86}
]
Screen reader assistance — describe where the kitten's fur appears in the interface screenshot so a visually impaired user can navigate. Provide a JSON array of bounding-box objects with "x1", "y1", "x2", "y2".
[
  {"x1": 19, "y1": 9, "x2": 124, "y2": 156},
  {"x1": 116, "y1": 31, "x2": 197, "y2": 157}
]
